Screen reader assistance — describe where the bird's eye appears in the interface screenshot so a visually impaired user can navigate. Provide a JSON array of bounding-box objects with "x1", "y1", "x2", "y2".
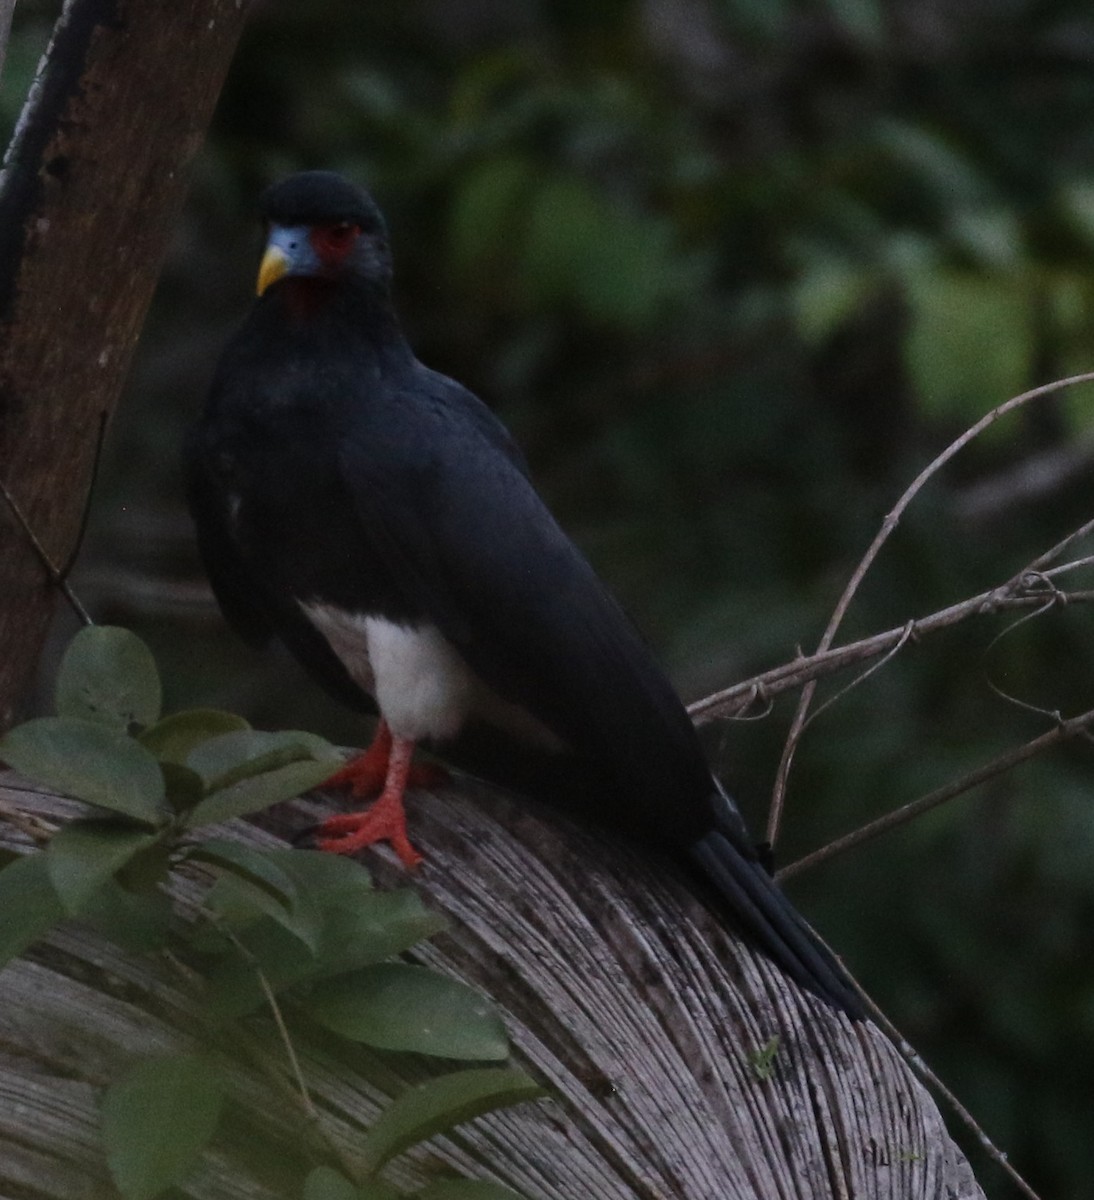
[{"x1": 312, "y1": 221, "x2": 360, "y2": 263}]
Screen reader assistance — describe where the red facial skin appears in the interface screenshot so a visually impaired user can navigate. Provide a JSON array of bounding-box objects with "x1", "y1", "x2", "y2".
[
  {"x1": 280, "y1": 223, "x2": 362, "y2": 319},
  {"x1": 309, "y1": 222, "x2": 360, "y2": 269}
]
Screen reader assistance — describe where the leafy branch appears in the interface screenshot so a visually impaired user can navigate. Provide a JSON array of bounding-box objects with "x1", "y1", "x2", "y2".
[{"x1": 0, "y1": 626, "x2": 540, "y2": 1200}]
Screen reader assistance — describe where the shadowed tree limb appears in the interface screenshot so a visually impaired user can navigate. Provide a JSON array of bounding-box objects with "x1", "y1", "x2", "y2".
[{"x1": 0, "y1": 0, "x2": 253, "y2": 727}]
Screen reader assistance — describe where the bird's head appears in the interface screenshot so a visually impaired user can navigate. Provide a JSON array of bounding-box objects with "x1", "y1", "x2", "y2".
[{"x1": 255, "y1": 171, "x2": 393, "y2": 298}]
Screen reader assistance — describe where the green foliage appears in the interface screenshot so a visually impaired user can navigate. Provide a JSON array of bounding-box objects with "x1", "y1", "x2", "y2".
[
  {"x1": 303, "y1": 963, "x2": 510, "y2": 1059},
  {"x1": 55, "y1": 625, "x2": 162, "y2": 730},
  {"x1": 46, "y1": 820, "x2": 163, "y2": 914},
  {"x1": 0, "y1": 628, "x2": 538, "y2": 1198},
  {"x1": 100, "y1": 1055, "x2": 228, "y2": 1200},
  {"x1": 2, "y1": 717, "x2": 169, "y2": 824},
  {"x1": 361, "y1": 1069, "x2": 544, "y2": 1175},
  {"x1": 746, "y1": 1035, "x2": 781, "y2": 1082},
  {"x1": 904, "y1": 269, "x2": 1033, "y2": 421},
  {"x1": 0, "y1": 852, "x2": 64, "y2": 969},
  {"x1": 139, "y1": 708, "x2": 251, "y2": 763},
  {"x1": 305, "y1": 1167, "x2": 369, "y2": 1200}
]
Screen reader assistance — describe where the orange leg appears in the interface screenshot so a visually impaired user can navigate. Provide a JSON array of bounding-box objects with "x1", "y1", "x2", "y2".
[
  {"x1": 323, "y1": 719, "x2": 448, "y2": 798},
  {"x1": 317, "y1": 732, "x2": 423, "y2": 867}
]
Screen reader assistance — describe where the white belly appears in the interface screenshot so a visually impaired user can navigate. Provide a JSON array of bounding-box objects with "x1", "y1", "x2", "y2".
[{"x1": 301, "y1": 602, "x2": 562, "y2": 750}]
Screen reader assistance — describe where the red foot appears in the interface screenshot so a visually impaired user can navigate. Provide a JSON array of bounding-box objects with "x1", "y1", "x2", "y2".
[
  {"x1": 317, "y1": 789, "x2": 423, "y2": 868},
  {"x1": 316, "y1": 727, "x2": 425, "y2": 868},
  {"x1": 323, "y1": 721, "x2": 448, "y2": 798}
]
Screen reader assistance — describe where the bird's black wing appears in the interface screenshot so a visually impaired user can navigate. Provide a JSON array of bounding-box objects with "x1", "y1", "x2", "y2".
[
  {"x1": 338, "y1": 367, "x2": 863, "y2": 1018},
  {"x1": 185, "y1": 423, "x2": 374, "y2": 713},
  {"x1": 184, "y1": 427, "x2": 274, "y2": 649},
  {"x1": 337, "y1": 367, "x2": 726, "y2": 845}
]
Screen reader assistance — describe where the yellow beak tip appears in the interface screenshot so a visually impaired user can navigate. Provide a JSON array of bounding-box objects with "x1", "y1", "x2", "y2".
[{"x1": 256, "y1": 246, "x2": 290, "y2": 296}]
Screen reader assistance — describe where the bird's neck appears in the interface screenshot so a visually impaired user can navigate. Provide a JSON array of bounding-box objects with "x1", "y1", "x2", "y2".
[{"x1": 275, "y1": 277, "x2": 411, "y2": 369}]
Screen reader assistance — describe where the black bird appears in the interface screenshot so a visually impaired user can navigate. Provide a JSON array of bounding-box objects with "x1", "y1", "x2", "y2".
[{"x1": 186, "y1": 171, "x2": 862, "y2": 1018}]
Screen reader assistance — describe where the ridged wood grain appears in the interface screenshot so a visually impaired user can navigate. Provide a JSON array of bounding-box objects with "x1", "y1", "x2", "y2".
[{"x1": 0, "y1": 768, "x2": 984, "y2": 1199}]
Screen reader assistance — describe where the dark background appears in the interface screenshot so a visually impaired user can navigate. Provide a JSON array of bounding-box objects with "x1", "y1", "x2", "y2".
[{"x1": 7, "y1": 1, "x2": 1094, "y2": 1194}]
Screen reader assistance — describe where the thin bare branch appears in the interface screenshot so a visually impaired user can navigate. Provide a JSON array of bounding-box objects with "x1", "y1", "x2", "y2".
[
  {"x1": 786, "y1": 620, "x2": 916, "y2": 736},
  {"x1": 211, "y1": 919, "x2": 318, "y2": 1122},
  {"x1": 0, "y1": 473, "x2": 93, "y2": 626},
  {"x1": 853, "y1": 983, "x2": 1045, "y2": 1200},
  {"x1": 792, "y1": 920, "x2": 1044, "y2": 1200},
  {"x1": 1044, "y1": 554, "x2": 1094, "y2": 579},
  {"x1": 1024, "y1": 514, "x2": 1094, "y2": 575},
  {"x1": 689, "y1": 584, "x2": 1094, "y2": 725},
  {"x1": 766, "y1": 371, "x2": 1094, "y2": 845},
  {"x1": 777, "y1": 705, "x2": 1094, "y2": 881}
]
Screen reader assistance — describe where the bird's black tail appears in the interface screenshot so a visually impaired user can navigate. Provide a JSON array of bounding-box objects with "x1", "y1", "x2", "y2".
[{"x1": 689, "y1": 830, "x2": 864, "y2": 1020}]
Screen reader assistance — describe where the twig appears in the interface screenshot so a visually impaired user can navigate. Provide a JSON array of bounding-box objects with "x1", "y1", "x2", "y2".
[
  {"x1": 0, "y1": 472, "x2": 93, "y2": 626},
  {"x1": 851, "y1": 977, "x2": 1045, "y2": 1200},
  {"x1": 1044, "y1": 554, "x2": 1094, "y2": 579},
  {"x1": 777, "y1": 705, "x2": 1094, "y2": 881},
  {"x1": 766, "y1": 371, "x2": 1094, "y2": 844},
  {"x1": 166, "y1": 907, "x2": 368, "y2": 1184},
  {"x1": 211, "y1": 919, "x2": 318, "y2": 1121},
  {"x1": 798, "y1": 923, "x2": 1044, "y2": 1200},
  {"x1": 689, "y1": 584, "x2": 1094, "y2": 725},
  {"x1": 786, "y1": 621, "x2": 916, "y2": 737},
  {"x1": 1024, "y1": 514, "x2": 1094, "y2": 575}
]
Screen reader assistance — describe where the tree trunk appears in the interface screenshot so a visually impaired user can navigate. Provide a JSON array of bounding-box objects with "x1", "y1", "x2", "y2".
[
  {"x1": 0, "y1": 767, "x2": 986, "y2": 1200},
  {"x1": 0, "y1": 0, "x2": 252, "y2": 727}
]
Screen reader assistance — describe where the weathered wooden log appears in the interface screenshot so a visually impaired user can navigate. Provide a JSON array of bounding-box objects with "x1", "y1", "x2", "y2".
[{"x1": 0, "y1": 767, "x2": 984, "y2": 1199}]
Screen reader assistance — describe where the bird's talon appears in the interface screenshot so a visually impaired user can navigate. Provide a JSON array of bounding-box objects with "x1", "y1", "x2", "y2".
[{"x1": 315, "y1": 794, "x2": 423, "y2": 869}]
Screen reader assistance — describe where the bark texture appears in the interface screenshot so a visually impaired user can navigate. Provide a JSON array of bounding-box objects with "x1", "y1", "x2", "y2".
[
  {"x1": 0, "y1": 767, "x2": 986, "y2": 1200},
  {"x1": 0, "y1": 0, "x2": 252, "y2": 727}
]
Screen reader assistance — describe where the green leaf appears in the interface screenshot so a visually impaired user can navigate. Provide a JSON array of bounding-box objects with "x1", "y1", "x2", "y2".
[
  {"x1": 55, "y1": 626, "x2": 162, "y2": 730},
  {"x1": 203, "y1": 869, "x2": 321, "y2": 953},
  {"x1": 159, "y1": 761, "x2": 207, "y2": 814},
  {"x1": 876, "y1": 119, "x2": 987, "y2": 208},
  {"x1": 186, "y1": 729, "x2": 340, "y2": 790},
  {"x1": 363, "y1": 1068, "x2": 543, "y2": 1175},
  {"x1": 100, "y1": 1054, "x2": 226, "y2": 1200},
  {"x1": 314, "y1": 889, "x2": 447, "y2": 977},
  {"x1": 303, "y1": 1166, "x2": 364, "y2": 1200},
  {"x1": 139, "y1": 709, "x2": 250, "y2": 764},
  {"x1": 358, "y1": 1185, "x2": 403, "y2": 1200},
  {"x1": 260, "y1": 847, "x2": 373, "y2": 893},
  {"x1": 116, "y1": 841, "x2": 173, "y2": 894},
  {"x1": 80, "y1": 878, "x2": 174, "y2": 954},
  {"x1": 46, "y1": 820, "x2": 161, "y2": 915},
  {"x1": 0, "y1": 853, "x2": 64, "y2": 969},
  {"x1": 184, "y1": 758, "x2": 339, "y2": 829},
  {"x1": 201, "y1": 917, "x2": 317, "y2": 1018},
  {"x1": 200, "y1": 889, "x2": 444, "y2": 1018},
  {"x1": 224, "y1": 848, "x2": 443, "y2": 975},
  {"x1": 416, "y1": 1182, "x2": 527, "y2": 1200},
  {"x1": 304, "y1": 964, "x2": 508, "y2": 1060},
  {"x1": 186, "y1": 838, "x2": 302, "y2": 910},
  {"x1": 0, "y1": 717, "x2": 168, "y2": 824}
]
